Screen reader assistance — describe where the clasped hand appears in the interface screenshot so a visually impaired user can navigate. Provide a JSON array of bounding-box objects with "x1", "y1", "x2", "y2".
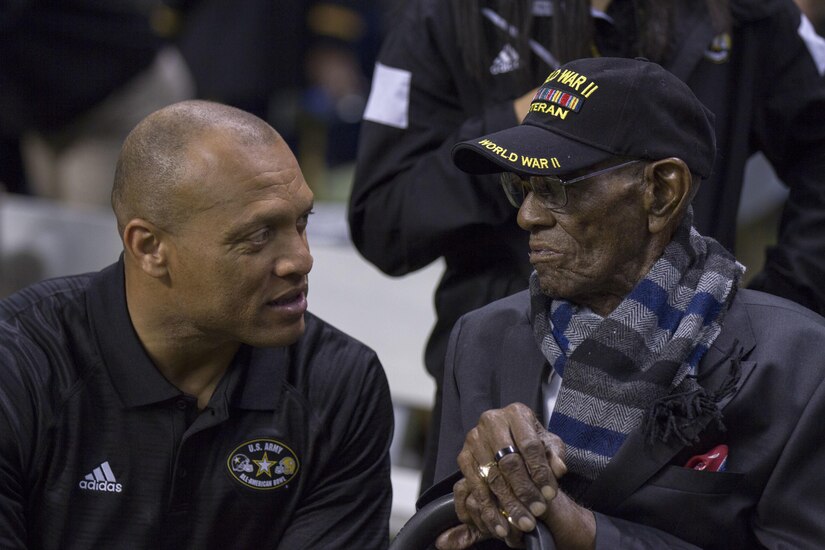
[{"x1": 435, "y1": 403, "x2": 596, "y2": 550}]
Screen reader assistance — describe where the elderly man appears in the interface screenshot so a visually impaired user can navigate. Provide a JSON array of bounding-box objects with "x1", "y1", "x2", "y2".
[
  {"x1": 429, "y1": 57, "x2": 825, "y2": 549},
  {"x1": 0, "y1": 101, "x2": 393, "y2": 548}
]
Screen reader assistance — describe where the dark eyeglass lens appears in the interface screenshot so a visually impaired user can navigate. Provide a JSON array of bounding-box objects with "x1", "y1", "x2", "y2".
[
  {"x1": 500, "y1": 174, "x2": 568, "y2": 209},
  {"x1": 500, "y1": 174, "x2": 526, "y2": 207},
  {"x1": 530, "y1": 177, "x2": 566, "y2": 207}
]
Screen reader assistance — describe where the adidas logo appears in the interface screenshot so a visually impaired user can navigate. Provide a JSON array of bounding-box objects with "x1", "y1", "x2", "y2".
[
  {"x1": 78, "y1": 461, "x2": 123, "y2": 493},
  {"x1": 490, "y1": 44, "x2": 521, "y2": 75}
]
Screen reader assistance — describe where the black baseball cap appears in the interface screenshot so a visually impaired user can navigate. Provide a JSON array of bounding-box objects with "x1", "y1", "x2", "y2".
[{"x1": 452, "y1": 57, "x2": 716, "y2": 178}]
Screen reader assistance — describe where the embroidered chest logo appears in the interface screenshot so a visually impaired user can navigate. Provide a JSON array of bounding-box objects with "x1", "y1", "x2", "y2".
[
  {"x1": 227, "y1": 438, "x2": 300, "y2": 490},
  {"x1": 78, "y1": 460, "x2": 123, "y2": 493}
]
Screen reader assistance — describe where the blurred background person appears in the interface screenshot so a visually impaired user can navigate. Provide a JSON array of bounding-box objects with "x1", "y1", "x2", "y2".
[
  {"x1": 177, "y1": 0, "x2": 387, "y2": 201},
  {"x1": 0, "y1": 0, "x2": 195, "y2": 205},
  {"x1": 0, "y1": 0, "x2": 389, "y2": 207}
]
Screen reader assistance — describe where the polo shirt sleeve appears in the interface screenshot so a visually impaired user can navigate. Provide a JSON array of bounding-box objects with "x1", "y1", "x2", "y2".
[
  {"x1": 0, "y1": 346, "x2": 33, "y2": 549},
  {"x1": 277, "y1": 343, "x2": 394, "y2": 548}
]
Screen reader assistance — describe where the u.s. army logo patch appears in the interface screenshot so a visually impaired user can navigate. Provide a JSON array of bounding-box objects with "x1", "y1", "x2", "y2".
[{"x1": 227, "y1": 438, "x2": 300, "y2": 490}]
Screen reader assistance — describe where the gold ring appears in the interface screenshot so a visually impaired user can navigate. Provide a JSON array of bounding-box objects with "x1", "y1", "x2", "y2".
[
  {"x1": 500, "y1": 509, "x2": 516, "y2": 526},
  {"x1": 477, "y1": 461, "x2": 496, "y2": 480}
]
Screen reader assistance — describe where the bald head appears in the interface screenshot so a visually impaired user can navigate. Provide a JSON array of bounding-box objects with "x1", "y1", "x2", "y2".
[{"x1": 112, "y1": 100, "x2": 281, "y2": 233}]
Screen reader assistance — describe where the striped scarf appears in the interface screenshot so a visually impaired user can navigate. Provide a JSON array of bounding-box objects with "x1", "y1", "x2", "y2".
[{"x1": 530, "y1": 211, "x2": 744, "y2": 498}]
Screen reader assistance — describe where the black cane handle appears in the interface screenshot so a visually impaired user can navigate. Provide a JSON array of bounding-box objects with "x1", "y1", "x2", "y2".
[{"x1": 389, "y1": 493, "x2": 556, "y2": 550}]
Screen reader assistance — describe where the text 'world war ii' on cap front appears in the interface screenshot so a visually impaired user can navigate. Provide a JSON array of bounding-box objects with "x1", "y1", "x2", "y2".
[{"x1": 451, "y1": 57, "x2": 717, "y2": 179}]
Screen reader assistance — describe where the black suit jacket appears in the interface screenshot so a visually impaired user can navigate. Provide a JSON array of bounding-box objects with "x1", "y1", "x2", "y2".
[{"x1": 434, "y1": 288, "x2": 825, "y2": 548}]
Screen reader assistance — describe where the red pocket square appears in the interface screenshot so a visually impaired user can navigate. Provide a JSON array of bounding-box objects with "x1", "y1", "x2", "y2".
[{"x1": 684, "y1": 444, "x2": 728, "y2": 472}]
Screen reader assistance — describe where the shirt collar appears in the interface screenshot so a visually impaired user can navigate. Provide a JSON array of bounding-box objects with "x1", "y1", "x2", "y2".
[
  {"x1": 87, "y1": 257, "x2": 181, "y2": 407},
  {"x1": 227, "y1": 346, "x2": 288, "y2": 410}
]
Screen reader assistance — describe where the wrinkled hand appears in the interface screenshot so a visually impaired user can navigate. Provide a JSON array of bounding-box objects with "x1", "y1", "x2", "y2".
[
  {"x1": 435, "y1": 477, "x2": 525, "y2": 549},
  {"x1": 436, "y1": 403, "x2": 567, "y2": 549}
]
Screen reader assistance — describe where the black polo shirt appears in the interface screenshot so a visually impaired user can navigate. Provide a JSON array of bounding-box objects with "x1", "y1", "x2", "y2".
[{"x1": 0, "y1": 260, "x2": 393, "y2": 549}]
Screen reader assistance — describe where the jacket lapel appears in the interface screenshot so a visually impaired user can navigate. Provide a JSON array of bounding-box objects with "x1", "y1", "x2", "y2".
[
  {"x1": 500, "y1": 315, "x2": 548, "y2": 414},
  {"x1": 578, "y1": 296, "x2": 757, "y2": 514}
]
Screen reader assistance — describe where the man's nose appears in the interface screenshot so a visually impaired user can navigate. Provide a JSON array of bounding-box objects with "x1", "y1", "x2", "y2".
[
  {"x1": 274, "y1": 234, "x2": 313, "y2": 278},
  {"x1": 517, "y1": 192, "x2": 557, "y2": 230}
]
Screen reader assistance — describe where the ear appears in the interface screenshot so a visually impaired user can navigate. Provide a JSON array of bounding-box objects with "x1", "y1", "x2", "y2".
[
  {"x1": 122, "y1": 219, "x2": 170, "y2": 278},
  {"x1": 642, "y1": 157, "x2": 694, "y2": 235}
]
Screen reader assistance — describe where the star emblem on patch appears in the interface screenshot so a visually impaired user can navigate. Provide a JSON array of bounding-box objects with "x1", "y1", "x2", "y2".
[{"x1": 253, "y1": 452, "x2": 275, "y2": 477}]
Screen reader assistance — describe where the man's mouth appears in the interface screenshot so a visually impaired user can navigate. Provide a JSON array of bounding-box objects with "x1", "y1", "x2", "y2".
[
  {"x1": 267, "y1": 288, "x2": 308, "y2": 315},
  {"x1": 529, "y1": 244, "x2": 561, "y2": 259}
]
